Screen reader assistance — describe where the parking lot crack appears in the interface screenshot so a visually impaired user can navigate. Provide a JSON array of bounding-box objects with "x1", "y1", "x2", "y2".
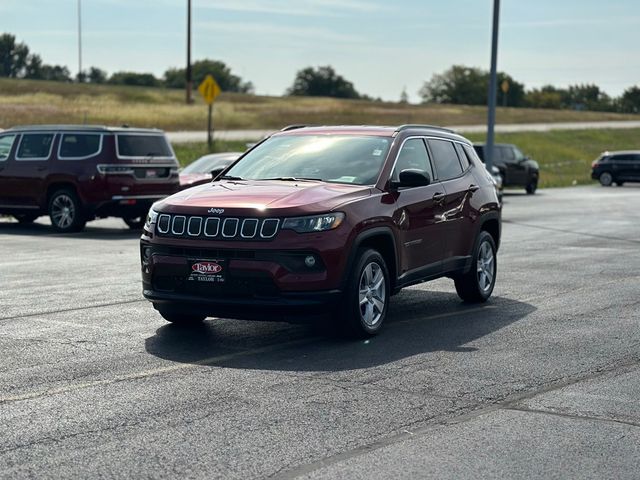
[{"x1": 503, "y1": 405, "x2": 640, "y2": 429}]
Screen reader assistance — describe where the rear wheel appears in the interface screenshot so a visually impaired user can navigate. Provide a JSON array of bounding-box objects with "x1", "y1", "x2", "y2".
[
  {"x1": 13, "y1": 214, "x2": 38, "y2": 224},
  {"x1": 599, "y1": 172, "x2": 613, "y2": 186},
  {"x1": 455, "y1": 231, "x2": 497, "y2": 303},
  {"x1": 123, "y1": 216, "x2": 145, "y2": 229},
  {"x1": 156, "y1": 305, "x2": 206, "y2": 326},
  {"x1": 340, "y1": 248, "x2": 390, "y2": 339},
  {"x1": 48, "y1": 189, "x2": 86, "y2": 232}
]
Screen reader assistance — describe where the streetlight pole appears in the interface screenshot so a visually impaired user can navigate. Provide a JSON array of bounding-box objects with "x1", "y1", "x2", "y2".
[
  {"x1": 186, "y1": 0, "x2": 192, "y2": 104},
  {"x1": 77, "y1": 0, "x2": 83, "y2": 81},
  {"x1": 485, "y1": 0, "x2": 500, "y2": 171}
]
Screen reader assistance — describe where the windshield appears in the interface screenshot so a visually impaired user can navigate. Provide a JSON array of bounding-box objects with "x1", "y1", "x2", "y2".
[
  {"x1": 182, "y1": 154, "x2": 239, "y2": 174},
  {"x1": 117, "y1": 134, "x2": 173, "y2": 158},
  {"x1": 225, "y1": 135, "x2": 392, "y2": 185}
]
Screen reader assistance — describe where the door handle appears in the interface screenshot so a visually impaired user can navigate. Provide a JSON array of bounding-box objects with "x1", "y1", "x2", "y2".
[
  {"x1": 468, "y1": 184, "x2": 479, "y2": 192},
  {"x1": 432, "y1": 192, "x2": 445, "y2": 204}
]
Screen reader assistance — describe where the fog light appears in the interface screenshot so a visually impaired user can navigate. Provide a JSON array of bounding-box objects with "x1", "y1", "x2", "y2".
[
  {"x1": 143, "y1": 247, "x2": 153, "y2": 260},
  {"x1": 304, "y1": 255, "x2": 316, "y2": 268}
]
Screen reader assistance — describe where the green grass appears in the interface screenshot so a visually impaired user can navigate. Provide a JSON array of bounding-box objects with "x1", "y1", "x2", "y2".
[
  {"x1": 173, "y1": 129, "x2": 640, "y2": 188},
  {"x1": 466, "y1": 129, "x2": 640, "y2": 188},
  {"x1": 1, "y1": 78, "x2": 639, "y2": 131}
]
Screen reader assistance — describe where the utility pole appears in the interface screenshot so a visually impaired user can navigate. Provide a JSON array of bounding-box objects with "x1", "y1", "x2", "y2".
[
  {"x1": 485, "y1": 0, "x2": 500, "y2": 171},
  {"x1": 77, "y1": 0, "x2": 83, "y2": 81},
  {"x1": 186, "y1": 0, "x2": 192, "y2": 104}
]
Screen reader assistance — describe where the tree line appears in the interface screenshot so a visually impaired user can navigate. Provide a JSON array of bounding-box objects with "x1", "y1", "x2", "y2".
[
  {"x1": 419, "y1": 65, "x2": 640, "y2": 114},
  {"x1": 2, "y1": 33, "x2": 639, "y2": 113},
  {"x1": 0, "y1": 33, "x2": 253, "y2": 93}
]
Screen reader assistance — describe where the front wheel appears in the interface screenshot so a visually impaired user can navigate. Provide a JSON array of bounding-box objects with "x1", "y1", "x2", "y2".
[
  {"x1": 48, "y1": 189, "x2": 86, "y2": 232},
  {"x1": 599, "y1": 172, "x2": 613, "y2": 186},
  {"x1": 454, "y1": 231, "x2": 497, "y2": 303},
  {"x1": 525, "y1": 179, "x2": 538, "y2": 194},
  {"x1": 340, "y1": 248, "x2": 390, "y2": 338}
]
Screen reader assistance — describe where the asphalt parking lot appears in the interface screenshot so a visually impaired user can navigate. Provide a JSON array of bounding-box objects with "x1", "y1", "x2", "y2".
[{"x1": 1, "y1": 185, "x2": 639, "y2": 479}]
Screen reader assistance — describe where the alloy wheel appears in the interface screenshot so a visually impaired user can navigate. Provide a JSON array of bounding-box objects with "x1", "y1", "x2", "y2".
[
  {"x1": 51, "y1": 194, "x2": 76, "y2": 229},
  {"x1": 358, "y1": 262, "x2": 386, "y2": 327},
  {"x1": 477, "y1": 240, "x2": 495, "y2": 293}
]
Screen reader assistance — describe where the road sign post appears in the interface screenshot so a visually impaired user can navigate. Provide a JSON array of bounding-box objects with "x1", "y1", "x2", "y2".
[{"x1": 197, "y1": 74, "x2": 221, "y2": 150}]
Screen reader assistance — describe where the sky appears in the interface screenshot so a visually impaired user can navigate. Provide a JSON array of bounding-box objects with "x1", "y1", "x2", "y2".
[{"x1": 3, "y1": 0, "x2": 640, "y2": 102}]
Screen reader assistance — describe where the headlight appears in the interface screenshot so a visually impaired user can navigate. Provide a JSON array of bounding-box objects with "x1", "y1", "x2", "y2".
[
  {"x1": 144, "y1": 208, "x2": 159, "y2": 230},
  {"x1": 281, "y1": 212, "x2": 345, "y2": 233}
]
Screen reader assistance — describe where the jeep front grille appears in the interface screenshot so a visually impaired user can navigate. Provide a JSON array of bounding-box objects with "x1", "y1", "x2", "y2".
[{"x1": 156, "y1": 214, "x2": 280, "y2": 241}]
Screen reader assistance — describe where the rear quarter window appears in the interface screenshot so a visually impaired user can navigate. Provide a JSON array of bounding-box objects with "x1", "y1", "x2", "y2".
[
  {"x1": 59, "y1": 134, "x2": 102, "y2": 159},
  {"x1": 454, "y1": 143, "x2": 471, "y2": 170},
  {"x1": 117, "y1": 134, "x2": 172, "y2": 158}
]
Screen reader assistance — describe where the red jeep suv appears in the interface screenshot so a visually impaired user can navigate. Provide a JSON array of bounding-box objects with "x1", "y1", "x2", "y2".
[
  {"x1": 0, "y1": 125, "x2": 179, "y2": 232},
  {"x1": 140, "y1": 125, "x2": 501, "y2": 337}
]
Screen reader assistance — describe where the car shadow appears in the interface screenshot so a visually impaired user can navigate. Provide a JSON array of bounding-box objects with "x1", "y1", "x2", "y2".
[
  {"x1": 144, "y1": 290, "x2": 536, "y2": 372},
  {"x1": 0, "y1": 220, "x2": 142, "y2": 240}
]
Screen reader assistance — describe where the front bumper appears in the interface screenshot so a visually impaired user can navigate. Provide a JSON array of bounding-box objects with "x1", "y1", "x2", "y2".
[{"x1": 140, "y1": 239, "x2": 345, "y2": 321}]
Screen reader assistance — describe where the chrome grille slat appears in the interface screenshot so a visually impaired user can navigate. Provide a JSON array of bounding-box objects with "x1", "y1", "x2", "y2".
[
  {"x1": 241, "y1": 219, "x2": 259, "y2": 238},
  {"x1": 171, "y1": 216, "x2": 186, "y2": 235},
  {"x1": 157, "y1": 215, "x2": 279, "y2": 240}
]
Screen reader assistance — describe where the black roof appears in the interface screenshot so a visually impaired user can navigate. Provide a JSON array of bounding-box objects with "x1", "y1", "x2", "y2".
[{"x1": 1, "y1": 124, "x2": 165, "y2": 134}]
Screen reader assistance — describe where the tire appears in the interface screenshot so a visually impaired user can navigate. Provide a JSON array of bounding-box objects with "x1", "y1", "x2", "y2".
[
  {"x1": 48, "y1": 189, "x2": 86, "y2": 233},
  {"x1": 13, "y1": 214, "x2": 39, "y2": 224},
  {"x1": 525, "y1": 179, "x2": 538, "y2": 194},
  {"x1": 454, "y1": 231, "x2": 497, "y2": 303},
  {"x1": 340, "y1": 248, "x2": 390, "y2": 339},
  {"x1": 599, "y1": 172, "x2": 613, "y2": 187},
  {"x1": 156, "y1": 305, "x2": 206, "y2": 326},
  {"x1": 123, "y1": 216, "x2": 145, "y2": 229}
]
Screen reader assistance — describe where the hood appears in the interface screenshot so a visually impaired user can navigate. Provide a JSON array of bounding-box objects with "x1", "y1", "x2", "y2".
[{"x1": 157, "y1": 179, "x2": 372, "y2": 215}]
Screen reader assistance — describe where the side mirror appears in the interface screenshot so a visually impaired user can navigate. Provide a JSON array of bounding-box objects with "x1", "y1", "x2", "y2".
[
  {"x1": 210, "y1": 166, "x2": 226, "y2": 180},
  {"x1": 395, "y1": 169, "x2": 431, "y2": 188}
]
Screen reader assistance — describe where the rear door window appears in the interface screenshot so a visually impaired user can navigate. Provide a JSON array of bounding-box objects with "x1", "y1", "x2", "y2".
[
  {"x1": 0, "y1": 134, "x2": 17, "y2": 161},
  {"x1": 116, "y1": 134, "x2": 172, "y2": 158},
  {"x1": 59, "y1": 134, "x2": 102, "y2": 159},
  {"x1": 428, "y1": 139, "x2": 463, "y2": 181},
  {"x1": 17, "y1": 133, "x2": 55, "y2": 160}
]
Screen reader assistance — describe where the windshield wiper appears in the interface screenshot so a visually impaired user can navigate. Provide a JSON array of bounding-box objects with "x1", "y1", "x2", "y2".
[
  {"x1": 220, "y1": 175, "x2": 244, "y2": 180},
  {"x1": 258, "y1": 176, "x2": 324, "y2": 182}
]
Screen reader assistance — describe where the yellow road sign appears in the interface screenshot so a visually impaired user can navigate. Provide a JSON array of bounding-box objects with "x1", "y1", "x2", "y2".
[
  {"x1": 198, "y1": 74, "x2": 221, "y2": 105},
  {"x1": 501, "y1": 80, "x2": 510, "y2": 93}
]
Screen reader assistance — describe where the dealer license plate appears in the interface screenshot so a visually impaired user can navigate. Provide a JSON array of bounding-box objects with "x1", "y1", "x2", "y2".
[{"x1": 187, "y1": 259, "x2": 226, "y2": 283}]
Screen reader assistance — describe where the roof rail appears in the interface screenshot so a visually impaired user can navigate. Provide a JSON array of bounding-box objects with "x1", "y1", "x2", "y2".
[
  {"x1": 280, "y1": 124, "x2": 309, "y2": 132},
  {"x1": 395, "y1": 124, "x2": 455, "y2": 134}
]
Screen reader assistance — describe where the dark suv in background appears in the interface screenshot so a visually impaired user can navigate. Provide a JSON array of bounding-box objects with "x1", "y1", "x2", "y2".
[
  {"x1": 0, "y1": 125, "x2": 179, "y2": 232},
  {"x1": 591, "y1": 151, "x2": 640, "y2": 186},
  {"x1": 473, "y1": 143, "x2": 539, "y2": 194},
  {"x1": 141, "y1": 125, "x2": 501, "y2": 338}
]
